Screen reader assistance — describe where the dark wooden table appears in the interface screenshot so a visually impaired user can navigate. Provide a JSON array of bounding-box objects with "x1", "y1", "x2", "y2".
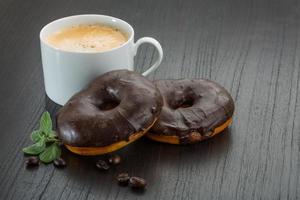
[{"x1": 1, "y1": 0, "x2": 300, "y2": 199}]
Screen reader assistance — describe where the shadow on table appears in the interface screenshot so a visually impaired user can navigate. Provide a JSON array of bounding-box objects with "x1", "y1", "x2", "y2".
[{"x1": 128, "y1": 127, "x2": 233, "y2": 169}]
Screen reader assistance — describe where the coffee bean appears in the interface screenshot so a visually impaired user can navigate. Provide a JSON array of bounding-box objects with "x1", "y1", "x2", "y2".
[
  {"x1": 129, "y1": 177, "x2": 147, "y2": 189},
  {"x1": 108, "y1": 154, "x2": 122, "y2": 165},
  {"x1": 116, "y1": 173, "x2": 130, "y2": 186},
  {"x1": 96, "y1": 160, "x2": 109, "y2": 170},
  {"x1": 53, "y1": 158, "x2": 66, "y2": 168},
  {"x1": 25, "y1": 156, "x2": 39, "y2": 167}
]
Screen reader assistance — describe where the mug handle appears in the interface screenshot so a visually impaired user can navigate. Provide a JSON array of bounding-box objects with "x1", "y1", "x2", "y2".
[{"x1": 133, "y1": 37, "x2": 163, "y2": 76}]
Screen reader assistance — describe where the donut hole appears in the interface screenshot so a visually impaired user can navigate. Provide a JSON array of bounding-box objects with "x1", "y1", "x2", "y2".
[
  {"x1": 178, "y1": 98, "x2": 194, "y2": 108},
  {"x1": 180, "y1": 99, "x2": 194, "y2": 108},
  {"x1": 171, "y1": 98, "x2": 194, "y2": 109},
  {"x1": 95, "y1": 87, "x2": 121, "y2": 111},
  {"x1": 168, "y1": 87, "x2": 198, "y2": 109},
  {"x1": 97, "y1": 99, "x2": 120, "y2": 110}
]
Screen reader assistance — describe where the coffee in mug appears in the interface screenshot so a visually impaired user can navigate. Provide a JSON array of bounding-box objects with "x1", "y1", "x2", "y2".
[{"x1": 46, "y1": 24, "x2": 128, "y2": 52}]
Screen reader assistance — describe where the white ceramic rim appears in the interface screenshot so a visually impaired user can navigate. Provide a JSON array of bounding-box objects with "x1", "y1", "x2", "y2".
[{"x1": 39, "y1": 14, "x2": 134, "y2": 54}]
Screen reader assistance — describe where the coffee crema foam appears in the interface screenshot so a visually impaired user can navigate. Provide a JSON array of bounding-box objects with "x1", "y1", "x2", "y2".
[{"x1": 46, "y1": 24, "x2": 128, "y2": 52}]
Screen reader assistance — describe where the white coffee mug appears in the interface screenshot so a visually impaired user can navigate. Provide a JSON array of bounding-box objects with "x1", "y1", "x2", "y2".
[{"x1": 40, "y1": 14, "x2": 163, "y2": 105}]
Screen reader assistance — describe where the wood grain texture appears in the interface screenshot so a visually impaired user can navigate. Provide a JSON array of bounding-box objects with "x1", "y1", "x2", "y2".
[{"x1": 0, "y1": 0, "x2": 300, "y2": 199}]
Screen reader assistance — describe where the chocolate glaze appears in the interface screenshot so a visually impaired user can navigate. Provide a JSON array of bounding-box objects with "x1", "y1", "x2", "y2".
[
  {"x1": 149, "y1": 79, "x2": 234, "y2": 144},
  {"x1": 56, "y1": 70, "x2": 163, "y2": 147}
]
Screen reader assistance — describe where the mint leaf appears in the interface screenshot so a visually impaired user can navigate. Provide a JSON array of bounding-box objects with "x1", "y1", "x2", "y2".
[
  {"x1": 31, "y1": 130, "x2": 43, "y2": 143},
  {"x1": 39, "y1": 111, "x2": 52, "y2": 135},
  {"x1": 23, "y1": 138, "x2": 46, "y2": 155},
  {"x1": 39, "y1": 143, "x2": 61, "y2": 163}
]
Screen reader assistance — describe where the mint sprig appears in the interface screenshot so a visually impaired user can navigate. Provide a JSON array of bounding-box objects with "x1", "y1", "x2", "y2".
[{"x1": 23, "y1": 111, "x2": 61, "y2": 163}]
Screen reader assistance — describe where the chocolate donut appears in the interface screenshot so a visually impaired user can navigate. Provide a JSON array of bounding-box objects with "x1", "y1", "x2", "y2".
[
  {"x1": 57, "y1": 70, "x2": 163, "y2": 155},
  {"x1": 147, "y1": 79, "x2": 234, "y2": 144}
]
